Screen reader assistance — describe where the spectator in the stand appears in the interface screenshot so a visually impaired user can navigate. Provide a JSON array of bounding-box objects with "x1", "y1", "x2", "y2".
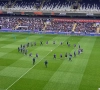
[{"x1": 0, "y1": 17, "x2": 97, "y2": 33}]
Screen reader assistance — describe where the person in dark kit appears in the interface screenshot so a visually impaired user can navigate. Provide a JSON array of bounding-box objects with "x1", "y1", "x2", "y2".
[
  {"x1": 60, "y1": 42, "x2": 62, "y2": 45},
  {"x1": 70, "y1": 53, "x2": 72, "y2": 57},
  {"x1": 34, "y1": 42, "x2": 36, "y2": 46},
  {"x1": 40, "y1": 41, "x2": 43, "y2": 45},
  {"x1": 79, "y1": 49, "x2": 83, "y2": 53},
  {"x1": 22, "y1": 48, "x2": 25, "y2": 54},
  {"x1": 74, "y1": 51, "x2": 76, "y2": 57},
  {"x1": 60, "y1": 54, "x2": 62, "y2": 58},
  {"x1": 53, "y1": 41, "x2": 55, "y2": 44},
  {"x1": 21, "y1": 44, "x2": 22, "y2": 48},
  {"x1": 27, "y1": 43, "x2": 29, "y2": 47},
  {"x1": 36, "y1": 53, "x2": 38, "y2": 58},
  {"x1": 69, "y1": 54, "x2": 72, "y2": 61},
  {"x1": 23, "y1": 45, "x2": 25, "y2": 48},
  {"x1": 65, "y1": 52, "x2": 67, "y2": 58},
  {"x1": 33, "y1": 57, "x2": 35, "y2": 65},
  {"x1": 81, "y1": 49, "x2": 83, "y2": 53},
  {"x1": 29, "y1": 53, "x2": 32, "y2": 57},
  {"x1": 18, "y1": 47, "x2": 20, "y2": 52},
  {"x1": 67, "y1": 41, "x2": 68, "y2": 45},
  {"x1": 46, "y1": 41, "x2": 48, "y2": 44},
  {"x1": 44, "y1": 60, "x2": 48, "y2": 68},
  {"x1": 79, "y1": 45, "x2": 80, "y2": 49},
  {"x1": 53, "y1": 54, "x2": 56, "y2": 59},
  {"x1": 78, "y1": 49, "x2": 80, "y2": 55}
]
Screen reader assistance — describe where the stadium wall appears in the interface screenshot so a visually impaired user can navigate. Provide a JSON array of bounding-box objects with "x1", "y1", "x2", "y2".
[{"x1": 0, "y1": 29, "x2": 100, "y2": 36}]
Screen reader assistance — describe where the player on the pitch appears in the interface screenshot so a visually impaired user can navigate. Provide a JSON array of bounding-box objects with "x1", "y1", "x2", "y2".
[
  {"x1": 53, "y1": 54, "x2": 56, "y2": 59},
  {"x1": 78, "y1": 49, "x2": 80, "y2": 55},
  {"x1": 80, "y1": 49, "x2": 83, "y2": 53},
  {"x1": 44, "y1": 60, "x2": 48, "y2": 68},
  {"x1": 67, "y1": 41, "x2": 68, "y2": 45},
  {"x1": 40, "y1": 41, "x2": 43, "y2": 45},
  {"x1": 21, "y1": 44, "x2": 23, "y2": 48},
  {"x1": 69, "y1": 53, "x2": 72, "y2": 61},
  {"x1": 79, "y1": 45, "x2": 80, "y2": 49},
  {"x1": 65, "y1": 52, "x2": 67, "y2": 58},
  {"x1": 22, "y1": 48, "x2": 25, "y2": 54},
  {"x1": 27, "y1": 43, "x2": 29, "y2": 47},
  {"x1": 69, "y1": 55, "x2": 72, "y2": 61},
  {"x1": 23, "y1": 45, "x2": 25, "y2": 48},
  {"x1": 25, "y1": 49, "x2": 27, "y2": 55},
  {"x1": 36, "y1": 53, "x2": 38, "y2": 58},
  {"x1": 60, "y1": 54, "x2": 62, "y2": 59},
  {"x1": 60, "y1": 42, "x2": 62, "y2": 45},
  {"x1": 29, "y1": 53, "x2": 32, "y2": 57},
  {"x1": 70, "y1": 53, "x2": 72, "y2": 57},
  {"x1": 18, "y1": 47, "x2": 20, "y2": 52},
  {"x1": 33, "y1": 57, "x2": 35, "y2": 65}
]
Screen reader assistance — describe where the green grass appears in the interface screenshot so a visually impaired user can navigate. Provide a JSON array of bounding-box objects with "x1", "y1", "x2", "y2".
[{"x1": 0, "y1": 32, "x2": 100, "y2": 90}]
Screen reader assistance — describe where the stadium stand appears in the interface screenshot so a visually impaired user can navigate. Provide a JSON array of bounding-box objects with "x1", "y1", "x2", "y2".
[
  {"x1": 0, "y1": 17, "x2": 99, "y2": 33},
  {"x1": 0, "y1": 0, "x2": 100, "y2": 34},
  {"x1": 0, "y1": 0, "x2": 100, "y2": 12}
]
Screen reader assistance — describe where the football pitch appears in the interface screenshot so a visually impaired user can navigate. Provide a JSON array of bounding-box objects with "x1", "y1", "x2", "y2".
[{"x1": 0, "y1": 32, "x2": 100, "y2": 90}]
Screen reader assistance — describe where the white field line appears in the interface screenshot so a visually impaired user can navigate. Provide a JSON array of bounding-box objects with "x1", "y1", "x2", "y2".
[{"x1": 6, "y1": 37, "x2": 69, "y2": 90}]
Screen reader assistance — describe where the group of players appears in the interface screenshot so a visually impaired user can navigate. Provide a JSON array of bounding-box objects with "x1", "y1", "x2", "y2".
[{"x1": 18, "y1": 41, "x2": 83, "y2": 68}]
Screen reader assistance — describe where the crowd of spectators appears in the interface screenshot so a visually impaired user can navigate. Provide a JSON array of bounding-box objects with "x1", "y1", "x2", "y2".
[
  {"x1": 0, "y1": 17, "x2": 99, "y2": 33},
  {"x1": 75, "y1": 22, "x2": 97, "y2": 33}
]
